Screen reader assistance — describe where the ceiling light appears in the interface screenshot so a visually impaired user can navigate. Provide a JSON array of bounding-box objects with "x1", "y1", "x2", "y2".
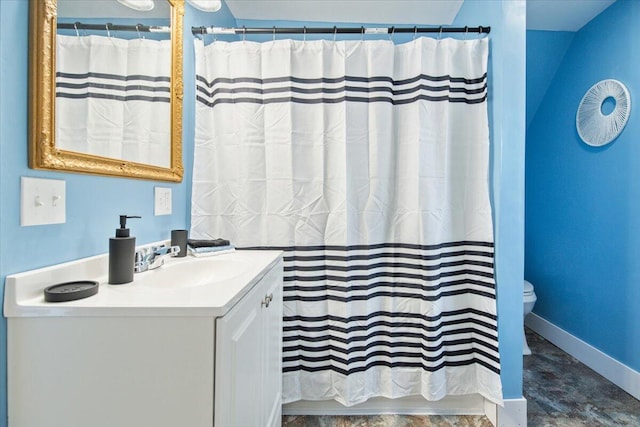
[
  {"x1": 187, "y1": 0, "x2": 222, "y2": 12},
  {"x1": 117, "y1": 0, "x2": 155, "y2": 12}
]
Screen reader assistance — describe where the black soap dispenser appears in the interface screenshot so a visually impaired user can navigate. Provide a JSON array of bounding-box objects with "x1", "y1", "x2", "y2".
[{"x1": 108, "y1": 215, "x2": 141, "y2": 284}]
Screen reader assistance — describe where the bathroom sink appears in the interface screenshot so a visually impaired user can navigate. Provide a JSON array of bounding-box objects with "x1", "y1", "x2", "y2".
[
  {"x1": 134, "y1": 257, "x2": 249, "y2": 289},
  {"x1": 4, "y1": 249, "x2": 282, "y2": 317}
]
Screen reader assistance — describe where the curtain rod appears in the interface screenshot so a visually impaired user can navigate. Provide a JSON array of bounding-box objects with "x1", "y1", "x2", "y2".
[
  {"x1": 57, "y1": 22, "x2": 171, "y2": 33},
  {"x1": 191, "y1": 25, "x2": 490, "y2": 36}
]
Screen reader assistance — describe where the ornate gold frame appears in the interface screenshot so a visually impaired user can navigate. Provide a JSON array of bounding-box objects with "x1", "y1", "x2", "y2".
[{"x1": 28, "y1": 0, "x2": 184, "y2": 182}]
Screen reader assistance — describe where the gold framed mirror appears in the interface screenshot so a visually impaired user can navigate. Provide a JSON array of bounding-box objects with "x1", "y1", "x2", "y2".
[{"x1": 29, "y1": 0, "x2": 184, "y2": 182}]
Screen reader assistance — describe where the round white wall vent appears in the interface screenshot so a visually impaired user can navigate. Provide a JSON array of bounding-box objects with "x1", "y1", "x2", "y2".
[{"x1": 576, "y1": 79, "x2": 631, "y2": 147}]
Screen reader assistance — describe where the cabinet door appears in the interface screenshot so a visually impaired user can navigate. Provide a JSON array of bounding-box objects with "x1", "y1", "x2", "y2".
[
  {"x1": 215, "y1": 282, "x2": 264, "y2": 427},
  {"x1": 261, "y1": 266, "x2": 284, "y2": 427}
]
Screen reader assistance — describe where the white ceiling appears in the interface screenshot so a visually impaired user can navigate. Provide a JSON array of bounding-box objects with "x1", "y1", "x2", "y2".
[
  {"x1": 58, "y1": 0, "x2": 617, "y2": 33},
  {"x1": 225, "y1": 0, "x2": 464, "y2": 25},
  {"x1": 526, "y1": 0, "x2": 616, "y2": 31},
  {"x1": 226, "y1": 0, "x2": 616, "y2": 32}
]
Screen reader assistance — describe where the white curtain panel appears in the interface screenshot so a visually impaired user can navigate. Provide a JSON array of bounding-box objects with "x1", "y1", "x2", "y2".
[
  {"x1": 192, "y1": 37, "x2": 502, "y2": 406},
  {"x1": 56, "y1": 35, "x2": 171, "y2": 167}
]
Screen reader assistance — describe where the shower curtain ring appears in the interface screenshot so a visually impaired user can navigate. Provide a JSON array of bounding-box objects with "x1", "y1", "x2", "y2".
[
  {"x1": 478, "y1": 25, "x2": 483, "y2": 35},
  {"x1": 464, "y1": 25, "x2": 469, "y2": 39},
  {"x1": 333, "y1": 26, "x2": 337, "y2": 42},
  {"x1": 135, "y1": 24, "x2": 142, "y2": 39},
  {"x1": 413, "y1": 26, "x2": 417, "y2": 40},
  {"x1": 438, "y1": 26, "x2": 443, "y2": 40},
  {"x1": 361, "y1": 26, "x2": 365, "y2": 41},
  {"x1": 303, "y1": 26, "x2": 307, "y2": 42},
  {"x1": 105, "y1": 23, "x2": 111, "y2": 38},
  {"x1": 273, "y1": 26, "x2": 276, "y2": 41},
  {"x1": 73, "y1": 22, "x2": 80, "y2": 37},
  {"x1": 242, "y1": 25, "x2": 247, "y2": 42},
  {"x1": 389, "y1": 26, "x2": 395, "y2": 41}
]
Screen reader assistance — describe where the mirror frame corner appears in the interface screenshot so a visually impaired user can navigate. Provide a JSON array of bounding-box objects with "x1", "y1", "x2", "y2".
[{"x1": 28, "y1": 0, "x2": 184, "y2": 182}]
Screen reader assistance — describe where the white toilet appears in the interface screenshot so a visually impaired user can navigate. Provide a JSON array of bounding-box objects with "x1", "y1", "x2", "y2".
[{"x1": 523, "y1": 280, "x2": 537, "y2": 355}]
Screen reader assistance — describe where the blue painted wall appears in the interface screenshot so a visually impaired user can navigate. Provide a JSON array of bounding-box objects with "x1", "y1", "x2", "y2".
[
  {"x1": 526, "y1": 30, "x2": 575, "y2": 128},
  {"x1": 237, "y1": 0, "x2": 527, "y2": 400},
  {"x1": 526, "y1": 0, "x2": 640, "y2": 372},
  {"x1": 458, "y1": 1, "x2": 526, "y2": 401},
  {"x1": 0, "y1": 2, "x2": 236, "y2": 425},
  {"x1": 1, "y1": 0, "x2": 526, "y2": 423}
]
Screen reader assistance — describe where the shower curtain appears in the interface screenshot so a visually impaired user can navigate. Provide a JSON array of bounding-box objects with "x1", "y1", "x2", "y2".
[
  {"x1": 191, "y1": 37, "x2": 502, "y2": 406},
  {"x1": 56, "y1": 35, "x2": 171, "y2": 167}
]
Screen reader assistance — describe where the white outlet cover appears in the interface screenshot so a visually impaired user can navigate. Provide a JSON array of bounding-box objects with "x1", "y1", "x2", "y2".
[
  {"x1": 154, "y1": 187, "x2": 172, "y2": 216},
  {"x1": 21, "y1": 177, "x2": 66, "y2": 226}
]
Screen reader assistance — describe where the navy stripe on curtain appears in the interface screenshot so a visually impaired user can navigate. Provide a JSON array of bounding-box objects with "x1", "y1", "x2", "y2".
[{"x1": 240, "y1": 241, "x2": 500, "y2": 376}]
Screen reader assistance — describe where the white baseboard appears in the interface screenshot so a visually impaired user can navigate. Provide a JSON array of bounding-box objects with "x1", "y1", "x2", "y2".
[
  {"x1": 526, "y1": 313, "x2": 640, "y2": 400},
  {"x1": 493, "y1": 398, "x2": 527, "y2": 427},
  {"x1": 283, "y1": 395, "x2": 486, "y2": 416}
]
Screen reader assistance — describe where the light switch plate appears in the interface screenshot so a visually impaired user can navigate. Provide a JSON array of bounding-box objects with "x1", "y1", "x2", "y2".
[
  {"x1": 21, "y1": 177, "x2": 66, "y2": 226},
  {"x1": 154, "y1": 187, "x2": 172, "y2": 216}
]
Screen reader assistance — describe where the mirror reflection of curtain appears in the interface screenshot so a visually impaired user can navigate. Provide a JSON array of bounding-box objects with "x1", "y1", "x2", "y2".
[{"x1": 55, "y1": 34, "x2": 171, "y2": 167}]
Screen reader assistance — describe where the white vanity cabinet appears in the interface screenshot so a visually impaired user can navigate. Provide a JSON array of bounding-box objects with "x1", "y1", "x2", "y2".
[
  {"x1": 215, "y1": 262, "x2": 283, "y2": 427},
  {"x1": 4, "y1": 250, "x2": 283, "y2": 427}
]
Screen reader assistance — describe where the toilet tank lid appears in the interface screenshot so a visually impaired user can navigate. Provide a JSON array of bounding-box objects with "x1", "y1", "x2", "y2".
[{"x1": 524, "y1": 280, "x2": 534, "y2": 293}]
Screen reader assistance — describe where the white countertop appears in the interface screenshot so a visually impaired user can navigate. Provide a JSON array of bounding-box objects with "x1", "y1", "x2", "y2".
[{"x1": 4, "y1": 248, "x2": 283, "y2": 317}]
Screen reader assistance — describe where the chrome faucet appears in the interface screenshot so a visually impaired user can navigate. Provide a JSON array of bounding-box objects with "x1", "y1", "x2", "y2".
[{"x1": 134, "y1": 245, "x2": 180, "y2": 273}]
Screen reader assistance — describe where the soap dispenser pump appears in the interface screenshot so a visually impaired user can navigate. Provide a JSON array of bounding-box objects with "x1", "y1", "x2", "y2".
[{"x1": 108, "y1": 215, "x2": 141, "y2": 284}]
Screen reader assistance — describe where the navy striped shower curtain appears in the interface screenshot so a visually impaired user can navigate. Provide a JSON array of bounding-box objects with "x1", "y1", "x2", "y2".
[
  {"x1": 55, "y1": 35, "x2": 172, "y2": 167},
  {"x1": 191, "y1": 37, "x2": 503, "y2": 406}
]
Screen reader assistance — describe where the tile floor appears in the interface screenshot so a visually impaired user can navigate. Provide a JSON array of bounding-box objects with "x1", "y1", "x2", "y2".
[
  {"x1": 282, "y1": 328, "x2": 640, "y2": 426},
  {"x1": 282, "y1": 414, "x2": 491, "y2": 426},
  {"x1": 524, "y1": 329, "x2": 640, "y2": 426}
]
